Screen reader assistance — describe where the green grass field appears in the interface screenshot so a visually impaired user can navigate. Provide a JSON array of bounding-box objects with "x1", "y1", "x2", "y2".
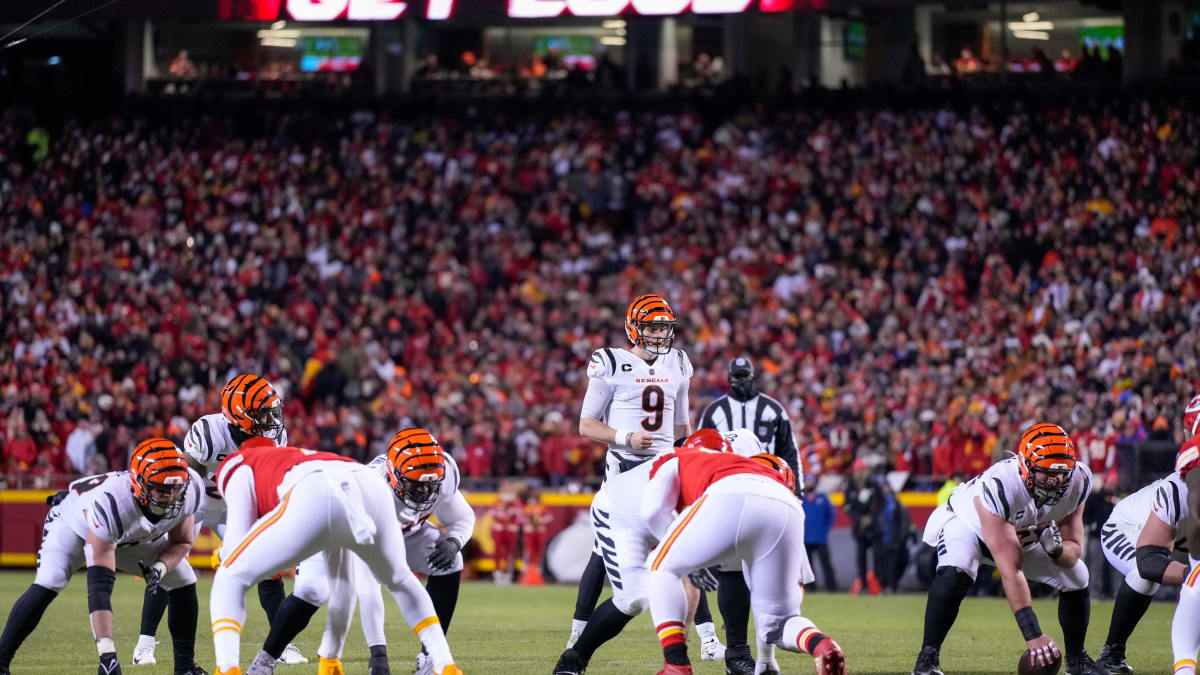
[{"x1": 0, "y1": 571, "x2": 1181, "y2": 674}]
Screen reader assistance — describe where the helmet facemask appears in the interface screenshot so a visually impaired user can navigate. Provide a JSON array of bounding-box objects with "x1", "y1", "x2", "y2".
[
  {"x1": 136, "y1": 474, "x2": 188, "y2": 519},
  {"x1": 636, "y1": 319, "x2": 676, "y2": 356},
  {"x1": 395, "y1": 474, "x2": 443, "y2": 511},
  {"x1": 247, "y1": 401, "x2": 286, "y2": 442},
  {"x1": 1025, "y1": 464, "x2": 1073, "y2": 507}
]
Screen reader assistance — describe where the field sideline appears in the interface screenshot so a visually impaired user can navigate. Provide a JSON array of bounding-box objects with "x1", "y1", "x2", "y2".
[{"x1": 0, "y1": 571, "x2": 1180, "y2": 674}]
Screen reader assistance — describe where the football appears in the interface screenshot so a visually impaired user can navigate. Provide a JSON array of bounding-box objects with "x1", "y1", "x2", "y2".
[{"x1": 1018, "y1": 649, "x2": 1062, "y2": 675}]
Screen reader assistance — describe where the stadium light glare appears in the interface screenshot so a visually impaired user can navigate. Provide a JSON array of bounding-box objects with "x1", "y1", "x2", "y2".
[
  {"x1": 1022, "y1": 11, "x2": 1038, "y2": 22},
  {"x1": 1012, "y1": 30, "x2": 1050, "y2": 40},
  {"x1": 271, "y1": 20, "x2": 287, "y2": 29},
  {"x1": 257, "y1": 29, "x2": 302, "y2": 38},
  {"x1": 1007, "y1": 21, "x2": 1054, "y2": 31},
  {"x1": 261, "y1": 37, "x2": 299, "y2": 47},
  {"x1": 599, "y1": 36, "x2": 627, "y2": 45},
  {"x1": 601, "y1": 19, "x2": 626, "y2": 28}
]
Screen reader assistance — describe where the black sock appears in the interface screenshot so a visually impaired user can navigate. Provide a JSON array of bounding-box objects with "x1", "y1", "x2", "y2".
[
  {"x1": 921, "y1": 567, "x2": 972, "y2": 651},
  {"x1": 0, "y1": 584, "x2": 57, "y2": 668},
  {"x1": 426, "y1": 572, "x2": 461, "y2": 635},
  {"x1": 573, "y1": 552, "x2": 607, "y2": 622},
  {"x1": 571, "y1": 599, "x2": 636, "y2": 662},
  {"x1": 1059, "y1": 588, "x2": 1090, "y2": 658},
  {"x1": 664, "y1": 642, "x2": 690, "y2": 666},
  {"x1": 257, "y1": 577, "x2": 286, "y2": 625},
  {"x1": 717, "y1": 570, "x2": 751, "y2": 651},
  {"x1": 694, "y1": 591, "x2": 713, "y2": 626},
  {"x1": 140, "y1": 584, "x2": 169, "y2": 637},
  {"x1": 262, "y1": 595, "x2": 319, "y2": 659},
  {"x1": 1103, "y1": 580, "x2": 1154, "y2": 649},
  {"x1": 167, "y1": 584, "x2": 198, "y2": 671}
]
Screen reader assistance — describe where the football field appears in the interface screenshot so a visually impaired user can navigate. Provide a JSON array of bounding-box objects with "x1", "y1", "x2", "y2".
[{"x1": 0, "y1": 571, "x2": 1180, "y2": 674}]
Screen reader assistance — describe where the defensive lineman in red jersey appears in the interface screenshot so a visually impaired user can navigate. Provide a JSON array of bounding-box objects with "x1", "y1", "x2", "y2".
[
  {"x1": 640, "y1": 449, "x2": 845, "y2": 675},
  {"x1": 208, "y1": 439, "x2": 462, "y2": 675}
]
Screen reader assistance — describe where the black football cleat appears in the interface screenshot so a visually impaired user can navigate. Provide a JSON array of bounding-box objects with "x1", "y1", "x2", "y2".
[
  {"x1": 1096, "y1": 644, "x2": 1133, "y2": 674},
  {"x1": 912, "y1": 646, "x2": 944, "y2": 675},
  {"x1": 723, "y1": 644, "x2": 755, "y2": 675},
  {"x1": 1066, "y1": 651, "x2": 1109, "y2": 675},
  {"x1": 553, "y1": 648, "x2": 587, "y2": 675},
  {"x1": 174, "y1": 667, "x2": 209, "y2": 675}
]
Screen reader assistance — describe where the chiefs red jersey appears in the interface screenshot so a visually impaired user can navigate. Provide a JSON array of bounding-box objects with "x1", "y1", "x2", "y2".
[
  {"x1": 650, "y1": 450, "x2": 787, "y2": 511},
  {"x1": 217, "y1": 441, "x2": 356, "y2": 516},
  {"x1": 1177, "y1": 436, "x2": 1200, "y2": 477}
]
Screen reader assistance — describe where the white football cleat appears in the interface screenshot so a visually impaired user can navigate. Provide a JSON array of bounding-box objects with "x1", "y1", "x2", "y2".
[
  {"x1": 279, "y1": 643, "x2": 309, "y2": 665},
  {"x1": 700, "y1": 635, "x2": 726, "y2": 661},
  {"x1": 131, "y1": 641, "x2": 158, "y2": 665},
  {"x1": 415, "y1": 651, "x2": 434, "y2": 675}
]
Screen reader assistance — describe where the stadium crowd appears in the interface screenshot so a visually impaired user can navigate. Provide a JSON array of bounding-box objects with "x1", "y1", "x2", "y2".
[{"x1": 1, "y1": 95, "x2": 1198, "y2": 489}]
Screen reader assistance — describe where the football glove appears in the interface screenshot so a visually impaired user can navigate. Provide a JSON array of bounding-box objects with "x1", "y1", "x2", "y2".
[
  {"x1": 687, "y1": 566, "x2": 720, "y2": 592},
  {"x1": 98, "y1": 651, "x2": 122, "y2": 675},
  {"x1": 1039, "y1": 520, "x2": 1063, "y2": 560},
  {"x1": 427, "y1": 536, "x2": 462, "y2": 572},
  {"x1": 138, "y1": 561, "x2": 167, "y2": 594}
]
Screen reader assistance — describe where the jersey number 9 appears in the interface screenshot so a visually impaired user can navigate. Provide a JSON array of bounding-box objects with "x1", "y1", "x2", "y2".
[{"x1": 641, "y1": 385, "x2": 664, "y2": 432}]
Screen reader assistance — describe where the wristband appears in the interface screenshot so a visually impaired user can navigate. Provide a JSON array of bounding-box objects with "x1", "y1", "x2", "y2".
[
  {"x1": 152, "y1": 561, "x2": 168, "y2": 578},
  {"x1": 1015, "y1": 606, "x2": 1041, "y2": 641},
  {"x1": 618, "y1": 430, "x2": 635, "y2": 447},
  {"x1": 96, "y1": 637, "x2": 115, "y2": 656}
]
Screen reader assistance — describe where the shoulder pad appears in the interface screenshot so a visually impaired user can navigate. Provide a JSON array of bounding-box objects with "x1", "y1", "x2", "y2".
[
  {"x1": 676, "y1": 349, "x2": 693, "y2": 378},
  {"x1": 587, "y1": 349, "x2": 618, "y2": 379}
]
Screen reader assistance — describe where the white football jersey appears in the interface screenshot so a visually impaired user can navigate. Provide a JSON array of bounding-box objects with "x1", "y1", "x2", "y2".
[
  {"x1": 1110, "y1": 471, "x2": 1189, "y2": 544},
  {"x1": 57, "y1": 469, "x2": 204, "y2": 546},
  {"x1": 367, "y1": 452, "x2": 465, "y2": 536},
  {"x1": 183, "y1": 412, "x2": 289, "y2": 491},
  {"x1": 948, "y1": 456, "x2": 1093, "y2": 544},
  {"x1": 582, "y1": 347, "x2": 692, "y2": 461}
]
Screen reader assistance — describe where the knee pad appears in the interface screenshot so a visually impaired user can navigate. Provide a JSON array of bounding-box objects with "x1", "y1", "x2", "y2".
[{"x1": 293, "y1": 572, "x2": 331, "y2": 606}]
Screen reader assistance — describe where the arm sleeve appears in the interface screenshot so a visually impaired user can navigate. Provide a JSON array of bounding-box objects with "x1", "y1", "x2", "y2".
[
  {"x1": 641, "y1": 457, "x2": 682, "y2": 540},
  {"x1": 579, "y1": 377, "x2": 616, "y2": 422},
  {"x1": 434, "y1": 490, "x2": 477, "y2": 545},
  {"x1": 217, "y1": 466, "x2": 258, "y2": 562}
]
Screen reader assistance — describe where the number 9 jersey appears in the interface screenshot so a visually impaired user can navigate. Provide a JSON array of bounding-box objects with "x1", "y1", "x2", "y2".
[{"x1": 580, "y1": 347, "x2": 693, "y2": 476}]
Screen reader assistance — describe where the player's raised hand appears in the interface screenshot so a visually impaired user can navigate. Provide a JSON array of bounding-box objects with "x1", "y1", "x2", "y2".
[{"x1": 629, "y1": 431, "x2": 655, "y2": 450}]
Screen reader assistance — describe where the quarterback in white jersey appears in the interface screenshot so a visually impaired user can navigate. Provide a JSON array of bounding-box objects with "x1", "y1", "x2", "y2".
[
  {"x1": 566, "y1": 294, "x2": 698, "y2": 655},
  {"x1": 1094, "y1": 468, "x2": 1189, "y2": 672},
  {"x1": 261, "y1": 429, "x2": 475, "y2": 675},
  {"x1": 0, "y1": 439, "x2": 206, "y2": 675},
  {"x1": 579, "y1": 293, "x2": 694, "y2": 478},
  {"x1": 136, "y1": 373, "x2": 303, "y2": 667},
  {"x1": 914, "y1": 423, "x2": 1107, "y2": 675}
]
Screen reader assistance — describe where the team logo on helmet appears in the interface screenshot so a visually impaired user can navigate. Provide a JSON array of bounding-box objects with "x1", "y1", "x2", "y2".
[
  {"x1": 625, "y1": 294, "x2": 677, "y2": 356},
  {"x1": 749, "y1": 453, "x2": 796, "y2": 492},
  {"x1": 1184, "y1": 394, "x2": 1200, "y2": 440},
  {"x1": 221, "y1": 374, "x2": 285, "y2": 443},
  {"x1": 386, "y1": 428, "x2": 446, "y2": 511},
  {"x1": 1016, "y1": 423, "x2": 1076, "y2": 506},
  {"x1": 130, "y1": 438, "x2": 190, "y2": 519}
]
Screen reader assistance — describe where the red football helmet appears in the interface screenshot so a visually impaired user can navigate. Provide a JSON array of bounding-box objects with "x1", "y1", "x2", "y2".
[
  {"x1": 681, "y1": 429, "x2": 732, "y2": 453},
  {"x1": 1184, "y1": 394, "x2": 1200, "y2": 439}
]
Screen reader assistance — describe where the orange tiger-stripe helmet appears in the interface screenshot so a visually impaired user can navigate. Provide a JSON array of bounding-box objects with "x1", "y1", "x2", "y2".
[
  {"x1": 749, "y1": 452, "x2": 796, "y2": 493},
  {"x1": 386, "y1": 428, "x2": 447, "y2": 510},
  {"x1": 625, "y1": 293, "x2": 676, "y2": 356},
  {"x1": 220, "y1": 374, "x2": 285, "y2": 442},
  {"x1": 130, "y1": 438, "x2": 191, "y2": 519},
  {"x1": 1016, "y1": 422, "x2": 1077, "y2": 505}
]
